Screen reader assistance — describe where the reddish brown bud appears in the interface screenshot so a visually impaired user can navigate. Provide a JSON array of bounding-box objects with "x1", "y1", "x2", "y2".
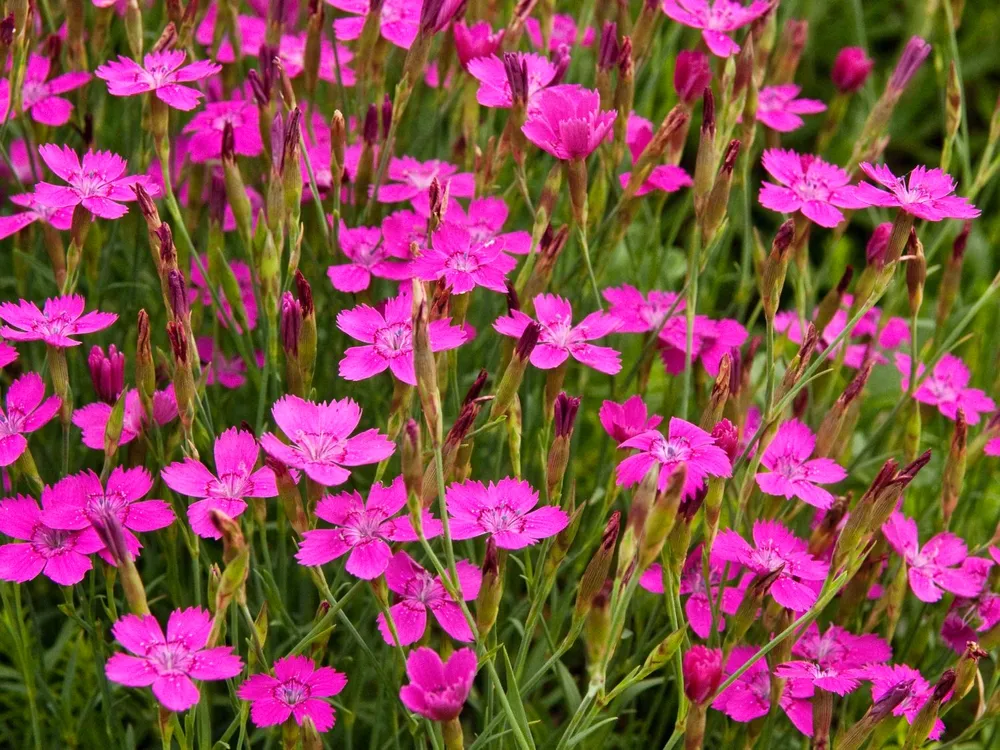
[
  {"x1": 166, "y1": 321, "x2": 188, "y2": 363},
  {"x1": 294, "y1": 269, "x2": 314, "y2": 316},
  {"x1": 166, "y1": 269, "x2": 189, "y2": 320},
  {"x1": 463, "y1": 369, "x2": 489, "y2": 405},
  {"x1": 515, "y1": 322, "x2": 541, "y2": 360}
]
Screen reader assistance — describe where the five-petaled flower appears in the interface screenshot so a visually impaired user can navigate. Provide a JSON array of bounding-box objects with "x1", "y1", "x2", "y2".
[
  {"x1": 96, "y1": 50, "x2": 222, "y2": 111},
  {"x1": 850, "y1": 163, "x2": 981, "y2": 221},
  {"x1": 326, "y1": 223, "x2": 413, "y2": 293},
  {"x1": 445, "y1": 477, "x2": 569, "y2": 549},
  {"x1": 73, "y1": 387, "x2": 179, "y2": 450},
  {"x1": 377, "y1": 156, "x2": 475, "y2": 203},
  {"x1": 183, "y1": 99, "x2": 264, "y2": 162},
  {"x1": 599, "y1": 395, "x2": 663, "y2": 444},
  {"x1": 759, "y1": 148, "x2": 865, "y2": 228},
  {"x1": 895, "y1": 353, "x2": 996, "y2": 424},
  {"x1": 399, "y1": 647, "x2": 478, "y2": 722},
  {"x1": 755, "y1": 85, "x2": 826, "y2": 132},
  {"x1": 0, "y1": 372, "x2": 61, "y2": 466},
  {"x1": 1, "y1": 54, "x2": 91, "y2": 126},
  {"x1": 0, "y1": 193, "x2": 74, "y2": 240},
  {"x1": 755, "y1": 420, "x2": 847, "y2": 509},
  {"x1": 466, "y1": 52, "x2": 557, "y2": 109},
  {"x1": 237, "y1": 654, "x2": 347, "y2": 731},
  {"x1": 661, "y1": 0, "x2": 772, "y2": 57},
  {"x1": 864, "y1": 664, "x2": 946, "y2": 740},
  {"x1": 0, "y1": 294, "x2": 117, "y2": 347},
  {"x1": 521, "y1": 85, "x2": 617, "y2": 161},
  {"x1": 411, "y1": 224, "x2": 516, "y2": 295}
]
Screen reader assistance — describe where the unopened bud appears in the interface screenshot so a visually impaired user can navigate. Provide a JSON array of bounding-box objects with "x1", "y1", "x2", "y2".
[
  {"x1": 941, "y1": 409, "x2": 968, "y2": 526},
  {"x1": 475, "y1": 539, "x2": 504, "y2": 638},
  {"x1": 89, "y1": 345, "x2": 125, "y2": 404},
  {"x1": 761, "y1": 219, "x2": 795, "y2": 321},
  {"x1": 640, "y1": 467, "x2": 685, "y2": 571}
]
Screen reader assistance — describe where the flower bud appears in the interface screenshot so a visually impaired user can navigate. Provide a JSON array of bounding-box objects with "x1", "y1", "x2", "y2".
[
  {"x1": 941, "y1": 409, "x2": 967, "y2": 526},
  {"x1": 618, "y1": 466, "x2": 658, "y2": 578},
  {"x1": 699, "y1": 354, "x2": 731, "y2": 430},
  {"x1": 475, "y1": 539, "x2": 504, "y2": 639},
  {"x1": 815, "y1": 362, "x2": 872, "y2": 457},
  {"x1": 266, "y1": 456, "x2": 307, "y2": 536},
  {"x1": 135, "y1": 310, "x2": 155, "y2": 415},
  {"x1": 906, "y1": 229, "x2": 926, "y2": 316},
  {"x1": 832, "y1": 46, "x2": 874, "y2": 93},
  {"x1": 904, "y1": 670, "x2": 954, "y2": 749},
  {"x1": 771, "y1": 19, "x2": 808, "y2": 84},
  {"x1": 701, "y1": 139, "x2": 740, "y2": 244},
  {"x1": 936, "y1": 220, "x2": 972, "y2": 330},
  {"x1": 491, "y1": 322, "x2": 540, "y2": 420},
  {"x1": 865, "y1": 222, "x2": 893, "y2": 268},
  {"x1": 546, "y1": 393, "x2": 580, "y2": 505},
  {"x1": 584, "y1": 580, "x2": 612, "y2": 674},
  {"x1": 837, "y1": 679, "x2": 914, "y2": 750},
  {"x1": 761, "y1": 219, "x2": 795, "y2": 322},
  {"x1": 725, "y1": 567, "x2": 782, "y2": 650},
  {"x1": 412, "y1": 282, "x2": 442, "y2": 447},
  {"x1": 640, "y1": 467, "x2": 685, "y2": 571},
  {"x1": 692, "y1": 88, "x2": 717, "y2": 218},
  {"x1": 280, "y1": 291, "x2": 302, "y2": 357},
  {"x1": 330, "y1": 110, "x2": 346, "y2": 181},
  {"x1": 575, "y1": 512, "x2": 620, "y2": 619},
  {"x1": 210, "y1": 510, "x2": 250, "y2": 611},
  {"x1": 674, "y1": 50, "x2": 711, "y2": 105},
  {"x1": 815, "y1": 265, "x2": 853, "y2": 332},
  {"x1": 888, "y1": 36, "x2": 931, "y2": 96},
  {"x1": 166, "y1": 269, "x2": 189, "y2": 321},
  {"x1": 683, "y1": 646, "x2": 722, "y2": 704},
  {"x1": 89, "y1": 345, "x2": 125, "y2": 404}
]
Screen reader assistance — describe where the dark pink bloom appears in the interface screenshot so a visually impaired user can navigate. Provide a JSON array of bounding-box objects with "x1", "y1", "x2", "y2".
[
  {"x1": 0, "y1": 192, "x2": 74, "y2": 240},
  {"x1": 297, "y1": 477, "x2": 441, "y2": 579},
  {"x1": 603, "y1": 284, "x2": 685, "y2": 334},
  {"x1": 42, "y1": 467, "x2": 175, "y2": 564},
  {"x1": 260, "y1": 395, "x2": 395, "y2": 487},
  {"x1": 712, "y1": 520, "x2": 829, "y2": 611},
  {"x1": 524, "y1": 14, "x2": 595, "y2": 50},
  {"x1": 756, "y1": 85, "x2": 826, "y2": 132},
  {"x1": 617, "y1": 418, "x2": 732, "y2": 497},
  {"x1": 88, "y1": 344, "x2": 125, "y2": 404},
  {"x1": 73, "y1": 387, "x2": 178, "y2": 450},
  {"x1": 411, "y1": 223, "x2": 516, "y2": 294},
  {"x1": 941, "y1": 592, "x2": 1000, "y2": 652},
  {"x1": 0, "y1": 494, "x2": 103, "y2": 585},
  {"x1": 865, "y1": 222, "x2": 893, "y2": 265},
  {"x1": 0, "y1": 372, "x2": 60, "y2": 466},
  {"x1": 336, "y1": 291, "x2": 467, "y2": 385},
  {"x1": 662, "y1": 0, "x2": 771, "y2": 57},
  {"x1": 377, "y1": 156, "x2": 474, "y2": 203},
  {"x1": 986, "y1": 437, "x2": 1000, "y2": 457},
  {"x1": 759, "y1": 148, "x2": 865, "y2": 228},
  {"x1": 831, "y1": 47, "x2": 874, "y2": 93},
  {"x1": 888, "y1": 37, "x2": 932, "y2": 94},
  {"x1": 522, "y1": 85, "x2": 617, "y2": 161},
  {"x1": 865, "y1": 664, "x2": 944, "y2": 740},
  {"x1": 712, "y1": 646, "x2": 771, "y2": 722},
  {"x1": 96, "y1": 50, "x2": 221, "y2": 110},
  {"x1": 452, "y1": 21, "x2": 504, "y2": 67},
  {"x1": 619, "y1": 113, "x2": 693, "y2": 196},
  {"x1": 376, "y1": 551, "x2": 481, "y2": 645},
  {"x1": 599, "y1": 395, "x2": 663, "y2": 443},
  {"x1": 190, "y1": 255, "x2": 258, "y2": 332},
  {"x1": 445, "y1": 197, "x2": 532, "y2": 255},
  {"x1": 326, "y1": 223, "x2": 412, "y2": 293},
  {"x1": 775, "y1": 622, "x2": 891, "y2": 695},
  {"x1": 105, "y1": 607, "x2": 242, "y2": 711},
  {"x1": 755, "y1": 420, "x2": 847, "y2": 509},
  {"x1": 197, "y1": 338, "x2": 250, "y2": 389},
  {"x1": 851, "y1": 163, "x2": 981, "y2": 221},
  {"x1": 895, "y1": 353, "x2": 995, "y2": 424},
  {"x1": 674, "y1": 49, "x2": 713, "y2": 103},
  {"x1": 237, "y1": 655, "x2": 347, "y2": 731},
  {"x1": 494, "y1": 293, "x2": 622, "y2": 374},
  {"x1": 0, "y1": 342, "x2": 17, "y2": 368},
  {"x1": 883, "y1": 511, "x2": 987, "y2": 603},
  {"x1": 657, "y1": 315, "x2": 747, "y2": 377},
  {"x1": 399, "y1": 647, "x2": 477, "y2": 721},
  {"x1": 382, "y1": 209, "x2": 429, "y2": 256},
  {"x1": 446, "y1": 477, "x2": 569, "y2": 549},
  {"x1": 183, "y1": 99, "x2": 264, "y2": 162},
  {"x1": 2, "y1": 54, "x2": 91, "y2": 126},
  {"x1": 683, "y1": 646, "x2": 723, "y2": 703},
  {"x1": 327, "y1": 0, "x2": 420, "y2": 49},
  {"x1": 466, "y1": 52, "x2": 557, "y2": 108},
  {"x1": 0, "y1": 294, "x2": 117, "y2": 347},
  {"x1": 162, "y1": 428, "x2": 278, "y2": 540}
]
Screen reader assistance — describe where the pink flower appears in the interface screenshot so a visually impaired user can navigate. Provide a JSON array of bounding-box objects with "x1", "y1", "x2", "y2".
[
  {"x1": 850, "y1": 163, "x2": 980, "y2": 221},
  {"x1": 411, "y1": 224, "x2": 516, "y2": 294},
  {"x1": 683, "y1": 646, "x2": 723, "y2": 703},
  {"x1": 618, "y1": 113, "x2": 693, "y2": 196},
  {"x1": 521, "y1": 85, "x2": 617, "y2": 161},
  {"x1": 756, "y1": 85, "x2": 826, "y2": 132},
  {"x1": 712, "y1": 647, "x2": 771, "y2": 722},
  {"x1": 190, "y1": 256, "x2": 258, "y2": 332},
  {"x1": 105, "y1": 607, "x2": 243, "y2": 711},
  {"x1": 987, "y1": 437, "x2": 1000, "y2": 457},
  {"x1": 616, "y1": 418, "x2": 732, "y2": 498},
  {"x1": 599, "y1": 395, "x2": 663, "y2": 443},
  {"x1": 466, "y1": 52, "x2": 557, "y2": 108},
  {"x1": 41, "y1": 467, "x2": 175, "y2": 563},
  {"x1": 895, "y1": 353, "x2": 995, "y2": 424},
  {"x1": 793, "y1": 622, "x2": 892, "y2": 670},
  {"x1": 73, "y1": 387, "x2": 178, "y2": 450},
  {"x1": 376, "y1": 551, "x2": 481, "y2": 645},
  {"x1": 657, "y1": 315, "x2": 746, "y2": 377},
  {"x1": 662, "y1": 0, "x2": 771, "y2": 57},
  {"x1": 755, "y1": 420, "x2": 847, "y2": 509},
  {"x1": 712, "y1": 520, "x2": 829, "y2": 611},
  {"x1": 3, "y1": 54, "x2": 91, "y2": 126},
  {"x1": 442, "y1": 197, "x2": 532, "y2": 254},
  {"x1": 96, "y1": 50, "x2": 221, "y2": 111},
  {"x1": 866, "y1": 222, "x2": 893, "y2": 265},
  {"x1": 183, "y1": 99, "x2": 263, "y2": 163},
  {"x1": 327, "y1": 0, "x2": 420, "y2": 49},
  {"x1": 604, "y1": 284, "x2": 685, "y2": 333},
  {"x1": 162, "y1": 428, "x2": 278, "y2": 539},
  {"x1": 0, "y1": 342, "x2": 17, "y2": 368},
  {"x1": 337, "y1": 291, "x2": 466, "y2": 385},
  {"x1": 941, "y1": 593, "x2": 1000, "y2": 652},
  {"x1": 377, "y1": 156, "x2": 474, "y2": 203},
  {"x1": 260, "y1": 395, "x2": 395, "y2": 487},
  {"x1": 674, "y1": 49, "x2": 712, "y2": 103},
  {"x1": 494, "y1": 294, "x2": 622, "y2": 374},
  {"x1": 865, "y1": 664, "x2": 944, "y2": 740},
  {"x1": 452, "y1": 21, "x2": 504, "y2": 67},
  {"x1": 0, "y1": 294, "x2": 117, "y2": 347},
  {"x1": 0, "y1": 192, "x2": 74, "y2": 240},
  {"x1": 0, "y1": 373, "x2": 60, "y2": 466},
  {"x1": 882, "y1": 511, "x2": 987, "y2": 602},
  {"x1": 237, "y1": 654, "x2": 347, "y2": 731},
  {"x1": 775, "y1": 661, "x2": 865, "y2": 696},
  {"x1": 524, "y1": 14, "x2": 594, "y2": 50},
  {"x1": 197, "y1": 338, "x2": 250, "y2": 389},
  {"x1": 0, "y1": 494, "x2": 104, "y2": 585},
  {"x1": 445, "y1": 477, "x2": 569, "y2": 549},
  {"x1": 831, "y1": 47, "x2": 874, "y2": 93},
  {"x1": 327, "y1": 223, "x2": 412, "y2": 293},
  {"x1": 297, "y1": 477, "x2": 441, "y2": 579},
  {"x1": 399, "y1": 647, "x2": 477, "y2": 722},
  {"x1": 758, "y1": 149, "x2": 864, "y2": 228}
]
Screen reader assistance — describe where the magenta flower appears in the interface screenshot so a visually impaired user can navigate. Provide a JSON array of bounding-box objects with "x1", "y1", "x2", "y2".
[
  {"x1": 452, "y1": 21, "x2": 504, "y2": 67},
  {"x1": 382, "y1": 209, "x2": 429, "y2": 256},
  {"x1": 237, "y1": 654, "x2": 347, "y2": 731},
  {"x1": 522, "y1": 85, "x2": 617, "y2": 161},
  {"x1": 445, "y1": 477, "x2": 569, "y2": 549},
  {"x1": 337, "y1": 291, "x2": 467, "y2": 385},
  {"x1": 850, "y1": 163, "x2": 981, "y2": 221},
  {"x1": 755, "y1": 85, "x2": 826, "y2": 132},
  {"x1": 777, "y1": 623, "x2": 891, "y2": 695},
  {"x1": 0, "y1": 494, "x2": 104, "y2": 585},
  {"x1": 831, "y1": 47, "x2": 874, "y2": 93},
  {"x1": 0, "y1": 193, "x2": 74, "y2": 240},
  {"x1": 73, "y1": 387, "x2": 178, "y2": 451},
  {"x1": 755, "y1": 420, "x2": 847, "y2": 509},
  {"x1": 712, "y1": 647, "x2": 771, "y2": 722},
  {"x1": 0, "y1": 373, "x2": 60, "y2": 466},
  {"x1": 42, "y1": 467, "x2": 175, "y2": 563},
  {"x1": 197, "y1": 338, "x2": 250, "y2": 389},
  {"x1": 759, "y1": 149, "x2": 865, "y2": 228},
  {"x1": 604, "y1": 284, "x2": 685, "y2": 334},
  {"x1": 882, "y1": 511, "x2": 987, "y2": 603},
  {"x1": 33, "y1": 145, "x2": 158, "y2": 220},
  {"x1": 466, "y1": 52, "x2": 557, "y2": 109},
  {"x1": 260, "y1": 395, "x2": 395, "y2": 487},
  {"x1": 450, "y1": 197, "x2": 532, "y2": 254},
  {"x1": 0, "y1": 295, "x2": 117, "y2": 348},
  {"x1": 895, "y1": 353, "x2": 996, "y2": 424},
  {"x1": 326, "y1": 223, "x2": 412, "y2": 293},
  {"x1": 657, "y1": 315, "x2": 746, "y2": 377},
  {"x1": 162, "y1": 428, "x2": 278, "y2": 540},
  {"x1": 674, "y1": 49, "x2": 713, "y2": 103},
  {"x1": 183, "y1": 99, "x2": 264, "y2": 163},
  {"x1": 0, "y1": 341, "x2": 17, "y2": 368},
  {"x1": 599, "y1": 395, "x2": 663, "y2": 444},
  {"x1": 941, "y1": 592, "x2": 1000, "y2": 652},
  {"x1": 865, "y1": 665, "x2": 944, "y2": 740},
  {"x1": 662, "y1": 0, "x2": 771, "y2": 57},
  {"x1": 683, "y1": 646, "x2": 723, "y2": 703},
  {"x1": 616, "y1": 418, "x2": 732, "y2": 498},
  {"x1": 3, "y1": 54, "x2": 91, "y2": 126},
  {"x1": 191, "y1": 256, "x2": 258, "y2": 333},
  {"x1": 105, "y1": 607, "x2": 243, "y2": 711},
  {"x1": 494, "y1": 294, "x2": 622, "y2": 374},
  {"x1": 774, "y1": 661, "x2": 865, "y2": 696},
  {"x1": 619, "y1": 113, "x2": 693, "y2": 196},
  {"x1": 96, "y1": 50, "x2": 221, "y2": 111},
  {"x1": 524, "y1": 14, "x2": 595, "y2": 50},
  {"x1": 327, "y1": 0, "x2": 420, "y2": 49},
  {"x1": 712, "y1": 520, "x2": 829, "y2": 611},
  {"x1": 399, "y1": 647, "x2": 477, "y2": 722},
  {"x1": 376, "y1": 551, "x2": 481, "y2": 645},
  {"x1": 987, "y1": 437, "x2": 1000, "y2": 457},
  {"x1": 296, "y1": 477, "x2": 441, "y2": 579},
  {"x1": 377, "y1": 156, "x2": 475, "y2": 203},
  {"x1": 411, "y1": 224, "x2": 516, "y2": 294}
]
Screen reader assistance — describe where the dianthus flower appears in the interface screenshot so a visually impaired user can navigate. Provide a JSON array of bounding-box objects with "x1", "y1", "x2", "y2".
[
  {"x1": 376, "y1": 551, "x2": 481, "y2": 645},
  {"x1": 377, "y1": 157, "x2": 475, "y2": 203},
  {"x1": 73, "y1": 387, "x2": 178, "y2": 450},
  {"x1": 0, "y1": 372, "x2": 60, "y2": 466},
  {"x1": 603, "y1": 284, "x2": 685, "y2": 333},
  {"x1": 662, "y1": 0, "x2": 771, "y2": 57},
  {"x1": 162, "y1": 428, "x2": 278, "y2": 539},
  {"x1": 237, "y1": 655, "x2": 347, "y2": 731},
  {"x1": 183, "y1": 99, "x2": 264, "y2": 162},
  {"x1": 831, "y1": 47, "x2": 874, "y2": 93},
  {"x1": 524, "y1": 13, "x2": 594, "y2": 50},
  {"x1": 657, "y1": 315, "x2": 747, "y2": 377},
  {"x1": 197, "y1": 338, "x2": 250, "y2": 389},
  {"x1": 522, "y1": 85, "x2": 617, "y2": 161},
  {"x1": 446, "y1": 197, "x2": 532, "y2": 254},
  {"x1": 96, "y1": 50, "x2": 221, "y2": 110},
  {"x1": 326, "y1": 223, "x2": 412, "y2": 293},
  {"x1": 190, "y1": 256, "x2": 258, "y2": 333},
  {"x1": 327, "y1": 0, "x2": 420, "y2": 49},
  {"x1": 466, "y1": 52, "x2": 557, "y2": 108},
  {"x1": 755, "y1": 420, "x2": 847, "y2": 509},
  {"x1": 1, "y1": 54, "x2": 91, "y2": 126},
  {"x1": 452, "y1": 21, "x2": 504, "y2": 67},
  {"x1": 756, "y1": 85, "x2": 826, "y2": 132},
  {"x1": 850, "y1": 163, "x2": 980, "y2": 221},
  {"x1": 895, "y1": 353, "x2": 995, "y2": 424},
  {"x1": 411, "y1": 224, "x2": 516, "y2": 294},
  {"x1": 399, "y1": 647, "x2": 477, "y2": 721},
  {"x1": 683, "y1": 646, "x2": 723, "y2": 703},
  {"x1": 619, "y1": 113, "x2": 693, "y2": 196},
  {"x1": 445, "y1": 477, "x2": 569, "y2": 549},
  {"x1": 864, "y1": 664, "x2": 945, "y2": 740},
  {"x1": 775, "y1": 623, "x2": 891, "y2": 695},
  {"x1": 712, "y1": 646, "x2": 771, "y2": 722},
  {"x1": 941, "y1": 592, "x2": 1000, "y2": 652},
  {"x1": 0, "y1": 294, "x2": 117, "y2": 347},
  {"x1": 759, "y1": 148, "x2": 864, "y2": 227},
  {"x1": 0, "y1": 193, "x2": 74, "y2": 240},
  {"x1": 599, "y1": 395, "x2": 663, "y2": 444}
]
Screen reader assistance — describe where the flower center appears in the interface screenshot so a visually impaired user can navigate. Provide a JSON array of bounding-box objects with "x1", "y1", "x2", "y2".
[
  {"x1": 653, "y1": 436, "x2": 692, "y2": 467},
  {"x1": 277, "y1": 679, "x2": 310, "y2": 706},
  {"x1": 33, "y1": 526, "x2": 73, "y2": 556},
  {"x1": 445, "y1": 250, "x2": 480, "y2": 273},
  {"x1": 214, "y1": 471, "x2": 254, "y2": 499},
  {"x1": 373, "y1": 322, "x2": 413, "y2": 359},
  {"x1": 294, "y1": 431, "x2": 349, "y2": 464},
  {"x1": 0, "y1": 406, "x2": 26, "y2": 436},
  {"x1": 85, "y1": 490, "x2": 129, "y2": 523},
  {"x1": 148, "y1": 641, "x2": 195, "y2": 675},
  {"x1": 477, "y1": 502, "x2": 525, "y2": 535}
]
